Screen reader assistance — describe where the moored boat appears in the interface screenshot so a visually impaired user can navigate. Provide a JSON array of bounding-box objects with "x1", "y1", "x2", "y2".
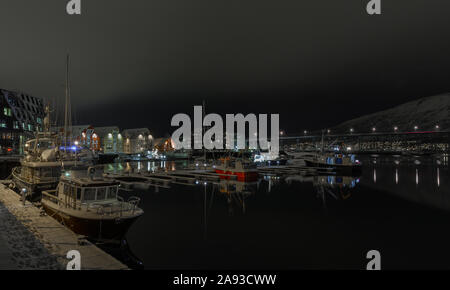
[
  {"x1": 214, "y1": 158, "x2": 259, "y2": 182},
  {"x1": 41, "y1": 166, "x2": 144, "y2": 241},
  {"x1": 304, "y1": 152, "x2": 362, "y2": 175},
  {"x1": 11, "y1": 132, "x2": 94, "y2": 201}
]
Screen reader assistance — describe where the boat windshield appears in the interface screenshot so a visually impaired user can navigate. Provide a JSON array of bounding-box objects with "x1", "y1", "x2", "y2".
[
  {"x1": 37, "y1": 140, "x2": 54, "y2": 150},
  {"x1": 78, "y1": 186, "x2": 119, "y2": 202}
]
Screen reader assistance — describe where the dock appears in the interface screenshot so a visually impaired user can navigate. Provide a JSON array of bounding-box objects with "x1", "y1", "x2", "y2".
[{"x1": 0, "y1": 184, "x2": 128, "y2": 270}]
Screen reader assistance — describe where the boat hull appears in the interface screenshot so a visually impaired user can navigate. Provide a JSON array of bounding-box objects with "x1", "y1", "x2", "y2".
[
  {"x1": 214, "y1": 169, "x2": 259, "y2": 182},
  {"x1": 42, "y1": 204, "x2": 142, "y2": 241},
  {"x1": 11, "y1": 174, "x2": 58, "y2": 201}
]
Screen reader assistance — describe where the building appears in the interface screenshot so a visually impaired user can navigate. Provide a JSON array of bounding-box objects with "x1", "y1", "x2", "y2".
[
  {"x1": 93, "y1": 126, "x2": 123, "y2": 153},
  {"x1": 0, "y1": 88, "x2": 45, "y2": 154},
  {"x1": 153, "y1": 137, "x2": 175, "y2": 152},
  {"x1": 122, "y1": 128, "x2": 153, "y2": 154},
  {"x1": 51, "y1": 125, "x2": 123, "y2": 153}
]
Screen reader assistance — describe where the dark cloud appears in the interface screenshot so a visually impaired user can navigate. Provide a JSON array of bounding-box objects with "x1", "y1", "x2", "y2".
[{"x1": 0, "y1": 0, "x2": 449, "y2": 136}]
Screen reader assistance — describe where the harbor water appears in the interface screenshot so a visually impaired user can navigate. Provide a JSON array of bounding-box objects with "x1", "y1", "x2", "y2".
[{"x1": 100, "y1": 154, "x2": 449, "y2": 270}]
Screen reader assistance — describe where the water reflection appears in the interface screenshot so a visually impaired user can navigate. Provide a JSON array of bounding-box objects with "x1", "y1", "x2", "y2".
[
  {"x1": 395, "y1": 168, "x2": 399, "y2": 184},
  {"x1": 364, "y1": 154, "x2": 449, "y2": 211},
  {"x1": 437, "y1": 168, "x2": 440, "y2": 187},
  {"x1": 97, "y1": 156, "x2": 450, "y2": 269}
]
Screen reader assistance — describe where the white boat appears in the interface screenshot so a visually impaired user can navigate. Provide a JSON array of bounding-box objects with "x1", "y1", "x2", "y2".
[{"x1": 41, "y1": 166, "x2": 143, "y2": 241}]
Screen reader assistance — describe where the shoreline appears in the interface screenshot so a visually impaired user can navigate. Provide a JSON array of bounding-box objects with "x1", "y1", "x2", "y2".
[{"x1": 0, "y1": 184, "x2": 128, "y2": 270}]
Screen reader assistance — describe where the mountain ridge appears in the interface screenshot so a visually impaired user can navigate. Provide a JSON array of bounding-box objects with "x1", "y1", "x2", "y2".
[{"x1": 331, "y1": 93, "x2": 450, "y2": 133}]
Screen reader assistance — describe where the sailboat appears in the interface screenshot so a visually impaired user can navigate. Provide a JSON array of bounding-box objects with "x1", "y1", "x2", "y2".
[{"x1": 11, "y1": 55, "x2": 95, "y2": 201}]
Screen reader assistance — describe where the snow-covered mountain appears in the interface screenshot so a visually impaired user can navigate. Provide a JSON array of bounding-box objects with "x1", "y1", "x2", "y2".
[{"x1": 331, "y1": 93, "x2": 450, "y2": 133}]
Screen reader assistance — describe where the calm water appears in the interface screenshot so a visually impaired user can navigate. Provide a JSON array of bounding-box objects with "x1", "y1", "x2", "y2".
[{"x1": 99, "y1": 154, "x2": 450, "y2": 270}]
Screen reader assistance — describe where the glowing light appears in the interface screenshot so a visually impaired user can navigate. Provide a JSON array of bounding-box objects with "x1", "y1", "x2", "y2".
[
  {"x1": 437, "y1": 168, "x2": 440, "y2": 187},
  {"x1": 74, "y1": 141, "x2": 79, "y2": 145},
  {"x1": 394, "y1": 126, "x2": 398, "y2": 131},
  {"x1": 350, "y1": 128, "x2": 354, "y2": 133},
  {"x1": 372, "y1": 127, "x2": 376, "y2": 132},
  {"x1": 435, "y1": 125, "x2": 440, "y2": 129},
  {"x1": 414, "y1": 126, "x2": 418, "y2": 131}
]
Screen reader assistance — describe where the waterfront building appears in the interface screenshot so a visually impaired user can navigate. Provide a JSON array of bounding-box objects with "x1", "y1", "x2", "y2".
[
  {"x1": 122, "y1": 128, "x2": 153, "y2": 154},
  {"x1": 93, "y1": 126, "x2": 123, "y2": 153},
  {"x1": 153, "y1": 137, "x2": 175, "y2": 152},
  {"x1": 0, "y1": 88, "x2": 45, "y2": 154},
  {"x1": 51, "y1": 125, "x2": 123, "y2": 153}
]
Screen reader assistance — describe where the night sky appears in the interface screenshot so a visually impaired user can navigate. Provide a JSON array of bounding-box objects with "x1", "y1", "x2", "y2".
[{"x1": 0, "y1": 0, "x2": 449, "y2": 136}]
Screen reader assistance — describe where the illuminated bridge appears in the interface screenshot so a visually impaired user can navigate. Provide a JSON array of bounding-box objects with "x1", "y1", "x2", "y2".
[{"x1": 280, "y1": 130, "x2": 450, "y2": 154}]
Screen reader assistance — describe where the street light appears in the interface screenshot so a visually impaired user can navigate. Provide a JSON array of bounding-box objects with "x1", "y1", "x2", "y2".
[
  {"x1": 303, "y1": 130, "x2": 307, "y2": 135},
  {"x1": 435, "y1": 125, "x2": 440, "y2": 130},
  {"x1": 350, "y1": 128, "x2": 354, "y2": 133},
  {"x1": 394, "y1": 126, "x2": 398, "y2": 132},
  {"x1": 327, "y1": 129, "x2": 331, "y2": 134},
  {"x1": 372, "y1": 127, "x2": 376, "y2": 132},
  {"x1": 414, "y1": 126, "x2": 418, "y2": 131}
]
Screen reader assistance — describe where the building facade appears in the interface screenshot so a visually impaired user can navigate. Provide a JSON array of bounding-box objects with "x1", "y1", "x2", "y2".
[
  {"x1": 52, "y1": 125, "x2": 123, "y2": 153},
  {"x1": 0, "y1": 89, "x2": 45, "y2": 154},
  {"x1": 122, "y1": 128, "x2": 153, "y2": 154}
]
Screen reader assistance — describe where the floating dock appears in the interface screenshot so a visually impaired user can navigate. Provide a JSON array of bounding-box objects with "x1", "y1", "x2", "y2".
[{"x1": 0, "y1": 183, "x2": 128, "y2": 270}]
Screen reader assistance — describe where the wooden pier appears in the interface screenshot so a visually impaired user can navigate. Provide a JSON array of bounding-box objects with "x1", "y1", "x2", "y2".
[
  {"x1": 104, "y1": 163, "x2": 333, "y2": 189},
  {"x1": 0, "y1": 184, "x2": 128, "y2": 270}
]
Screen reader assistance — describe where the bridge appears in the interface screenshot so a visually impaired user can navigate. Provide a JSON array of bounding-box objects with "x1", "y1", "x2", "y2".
[{"x1": 280, "y1": 130, "x2": 450, "y2": 154}]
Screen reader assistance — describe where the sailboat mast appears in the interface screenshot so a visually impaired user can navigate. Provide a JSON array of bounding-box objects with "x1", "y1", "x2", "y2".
[
  {"x1": 202, "y1": 99, "x2": 206, "y2": 160},
  {"x1": 64, "y1": 54, "x2": 72, "y2": 150}
]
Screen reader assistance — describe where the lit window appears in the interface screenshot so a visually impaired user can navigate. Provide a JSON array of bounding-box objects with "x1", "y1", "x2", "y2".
[{"x1": 3, "y1": 108, "x2": 11, "y2": 117}]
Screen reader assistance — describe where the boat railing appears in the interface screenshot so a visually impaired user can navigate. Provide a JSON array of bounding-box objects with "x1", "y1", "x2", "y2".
[
  {"x1": 42, "y1": 190, "x2": 141, "y2": 217},
  {"x1": 41, "y1": 190, "x2": 59, "y2": 204}
]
